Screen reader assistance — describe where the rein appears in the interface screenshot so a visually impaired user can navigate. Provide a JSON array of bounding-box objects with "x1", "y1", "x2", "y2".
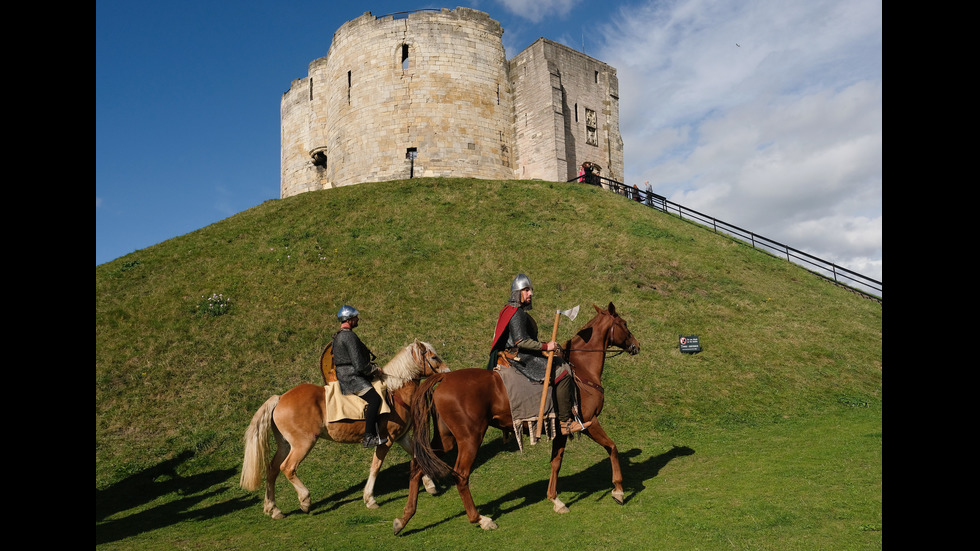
[{"x1": 562, "y1": 347, "x2": 627, "y2": 358}]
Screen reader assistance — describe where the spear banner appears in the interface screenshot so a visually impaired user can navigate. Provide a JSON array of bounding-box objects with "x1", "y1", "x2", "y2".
[{"x1": 536, "y1": 305, "x2": 580, "y2": 437}]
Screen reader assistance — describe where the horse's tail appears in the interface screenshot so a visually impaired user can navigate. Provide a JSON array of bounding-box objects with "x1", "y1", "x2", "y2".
[
  {"x1": 411, "y1": 373, "x2": 458, "y2": 482},
  {"x1": 240, "y1": 394, "x2": 280, "y2": 491}
]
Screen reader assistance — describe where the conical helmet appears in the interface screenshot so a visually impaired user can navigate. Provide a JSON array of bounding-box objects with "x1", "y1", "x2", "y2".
[
  {"x1": 509, "y1": 273, "x2": 533, "y2": 308},
  {"x1": 511, "y1": 273, "x2": 532, "y2": 293},
  {"x1": 337, "y1": 304, "x2": 359, "y2": 322}
]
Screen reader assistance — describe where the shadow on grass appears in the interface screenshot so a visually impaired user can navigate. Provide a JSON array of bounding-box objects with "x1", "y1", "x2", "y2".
[
  {"x1": 391, "y1": 442, "x2": 696, "y2": 535},
  {"x1": 95, "y1": 439, "x2": 693, "y2": 541},
  {"x1": 305, "y1": 430, "x2": 518, "y2": 515},
  {"x1": 96, "y1": 450, "x2": 255, "y2": 546}
]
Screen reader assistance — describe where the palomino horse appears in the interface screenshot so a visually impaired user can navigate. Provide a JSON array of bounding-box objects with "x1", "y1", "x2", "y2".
[
  {"x1": 393, "y1": 303, "x2": 640, "y2": 533},
  {"x1": 240, "y1": 340, "x2": 449, "y2": 518}
]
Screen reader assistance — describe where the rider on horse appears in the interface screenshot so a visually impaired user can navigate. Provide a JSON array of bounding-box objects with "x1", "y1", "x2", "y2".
[
  {"x1": 331, "y1": 304, "x2": 385, "y2": 448},
  {"x1": 489, "y1": 273, "x2": 578, "y2": 433}
]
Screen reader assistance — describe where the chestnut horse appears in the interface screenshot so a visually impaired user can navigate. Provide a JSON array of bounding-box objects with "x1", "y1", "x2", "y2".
[
  {"x1": 393, "y1": 303, "x2": 640, "y2": 533},
  {"x1": 240, "y1": 340, "x2": 449, "y2": 518}
]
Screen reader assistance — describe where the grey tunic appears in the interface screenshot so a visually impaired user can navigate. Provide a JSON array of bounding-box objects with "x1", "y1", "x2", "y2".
[
  {"x1": 506, "y1": 307, "x2": 567, "y2": 383},
  {"x1": 331, "y1": 328, "x2": 375, "y2": 395}
]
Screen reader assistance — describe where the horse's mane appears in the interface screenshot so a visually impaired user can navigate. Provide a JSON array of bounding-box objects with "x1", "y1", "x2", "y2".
[
  {"x1": 380, "y1": 341, "x2": 435, "y2": 391},
  {"x1": 571, "y1": 308, "x2": 607, "y2": 343},
  {"x1": 567, "y1": 305, "x2": 617, "y2": 349}
]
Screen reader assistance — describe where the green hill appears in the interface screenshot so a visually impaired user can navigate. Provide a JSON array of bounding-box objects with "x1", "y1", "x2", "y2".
[{"x1": 96, "y1": 178, "x2": 881, "y2": 549}]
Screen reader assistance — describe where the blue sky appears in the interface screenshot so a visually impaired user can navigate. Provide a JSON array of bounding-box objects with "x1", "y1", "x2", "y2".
[{"x1": 97, "y1": 0, "x2": 881, "y2": 284}]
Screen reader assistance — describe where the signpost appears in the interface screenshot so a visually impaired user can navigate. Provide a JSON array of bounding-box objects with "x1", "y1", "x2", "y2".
[{"x1": 679, "y1": 335, "x2": 702, "y2": 354}]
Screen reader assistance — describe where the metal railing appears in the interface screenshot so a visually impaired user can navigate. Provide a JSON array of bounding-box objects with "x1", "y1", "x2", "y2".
[
  {"x1": 377, "y1": 9, "x2": 442, "y2": 20},
  {"x1": 570, "y1": 175, "x2": 881, "y2": 301}
]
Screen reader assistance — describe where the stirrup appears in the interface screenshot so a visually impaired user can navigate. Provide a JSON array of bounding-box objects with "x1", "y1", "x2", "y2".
[
  {"x1": 362, "y1": 434, "x2": 385, "y2": 448},
  {"x1": 559, "y1": 418, "x2": 592, "y2": 435}
]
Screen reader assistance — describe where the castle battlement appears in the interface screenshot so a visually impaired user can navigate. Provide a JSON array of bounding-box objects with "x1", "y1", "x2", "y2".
[{"x1": 280, "y1": 7, "x2": 622, "y2": 198}]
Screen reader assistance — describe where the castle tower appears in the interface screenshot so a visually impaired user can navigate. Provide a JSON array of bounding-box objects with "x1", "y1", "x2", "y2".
[
  {"x1": 281, "y1": 7, "x2": 622, "y2": 198},
  {"x1": 509, "y1": 38, "x2": 622, "y2": 183}
]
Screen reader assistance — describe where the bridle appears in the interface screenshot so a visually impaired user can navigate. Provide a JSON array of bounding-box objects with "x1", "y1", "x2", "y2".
[
  {"x1": 560, "y1": 318, "x2": 637, "y2": 398},
  {"x1": 416, "y1": 345, "x2": 443, "y2": 377},
  {"x1": 561, "y1": 318, "x2": 636, "y2": 358}
]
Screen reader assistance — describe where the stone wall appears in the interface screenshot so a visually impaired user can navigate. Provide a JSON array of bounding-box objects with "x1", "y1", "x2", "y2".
[
  {"x1": 281, "y1": 8, "x2": 621, "y2": 198},
  {"x1": 510, "y1": 39, "x2": 622, "y2": 183}
]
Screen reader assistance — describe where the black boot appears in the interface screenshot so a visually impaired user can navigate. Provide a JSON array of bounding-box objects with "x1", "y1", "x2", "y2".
[
  {"x1": 555, "y1": 376, "x2": 587, "y2": 434},
  {"x1": 555, "y1": 375, "x2": 574, "y2": 423},
  {"x1": 361, "y1": 388, "x2": 384, "y2": 448}
]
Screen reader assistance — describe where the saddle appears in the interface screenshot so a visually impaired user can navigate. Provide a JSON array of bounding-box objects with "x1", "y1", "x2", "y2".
[
  {"x1": 493, "y1": 350, "x2": 557, "y2": 449},
  {"x1": 322, "y1": 379, "x2": 391, "y2": 423},
  {"x1": 495, "y1": 349, "x2": 590, "y2": 439}
]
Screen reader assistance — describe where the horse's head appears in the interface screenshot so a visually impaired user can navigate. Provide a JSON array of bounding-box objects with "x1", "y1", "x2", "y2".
[
  {"x1": 412, "y1": 340, "x2": 450, "y2": 377},
  {"x1": 596, "y1": 302, "x2": 640, "y2": 356},
  {"x1": 381, "y1": 340, "x2": 449, "y2": 392}
]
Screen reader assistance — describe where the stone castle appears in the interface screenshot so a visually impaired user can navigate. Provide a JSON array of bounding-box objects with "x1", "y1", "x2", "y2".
[{"x1": 280, "y1": 7, "x2": 622, "y2": 198}]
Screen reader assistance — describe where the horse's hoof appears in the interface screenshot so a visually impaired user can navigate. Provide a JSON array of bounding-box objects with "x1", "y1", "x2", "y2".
[
  {"x1": 393, "y1": 518, "x2": 405, "y2": 535},
  {"x1": 269, "y1": 509, "x2": 284, "y2": 520},
  {"x1": 422, "y1": 475, "x2": 437, "y2": 495},
  {"x1": 478, "y1": 516, "x2": 498, "y2": 530},
  {"x1": 365, "y1": 498, "x2": 379, "y2": 509},
  {"x1": 552, "y1": 498, "x2": 569, "y2": 514},
  {"x1": 612, "y1": 490, "x2": 625, "y2": 505}
]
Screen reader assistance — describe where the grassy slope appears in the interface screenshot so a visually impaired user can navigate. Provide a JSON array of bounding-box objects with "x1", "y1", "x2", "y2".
[{"x1": 96, "y1": 178, "x2": 881, "y2": 549}]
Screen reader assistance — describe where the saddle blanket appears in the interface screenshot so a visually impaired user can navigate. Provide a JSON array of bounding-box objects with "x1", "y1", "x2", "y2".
[
  {"x1": 495, "y1": 361, "x2": 557, "y2": 451},
  {"x1": 323, "y1": 379, "x2": 391, "y2": 423}
]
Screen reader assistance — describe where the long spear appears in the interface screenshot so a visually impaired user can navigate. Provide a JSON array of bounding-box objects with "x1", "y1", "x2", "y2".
[{"x1": 536, "y1": 305, "x2": 579, "y2": 438}]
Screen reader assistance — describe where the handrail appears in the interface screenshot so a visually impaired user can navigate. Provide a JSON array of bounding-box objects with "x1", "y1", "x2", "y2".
[
  {"x1": 570, "y1": 175, "x2": 881, "y2": 301},
  {"x1": 377, "y1": 9, "x2": 442, "y2": 20}
]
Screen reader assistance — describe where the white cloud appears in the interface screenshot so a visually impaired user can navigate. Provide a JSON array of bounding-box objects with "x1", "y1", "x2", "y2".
[
  {"x1": 494, "y1": 0, "x2": 582, "y2": 23},
  {"x1": 595, "y1": 0, "x2": 881, "y2": 278}
]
